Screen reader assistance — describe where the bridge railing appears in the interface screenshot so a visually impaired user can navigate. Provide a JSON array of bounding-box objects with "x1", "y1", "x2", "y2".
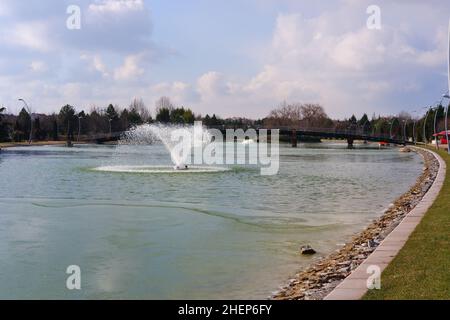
[{"x1": 207, "y1": 125, "x2": 402, "y2": 142}]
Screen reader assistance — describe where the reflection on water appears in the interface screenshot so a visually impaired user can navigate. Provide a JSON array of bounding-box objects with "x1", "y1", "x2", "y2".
[{"x1": 0, "y1": 142, "x2": 422, "y2": 299}]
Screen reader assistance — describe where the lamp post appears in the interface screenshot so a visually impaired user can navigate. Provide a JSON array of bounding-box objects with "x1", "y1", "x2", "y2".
[
  {"x1": 77, "y1": 115, "x2": 83, "y2": 142},
  {"x1": 361, "y1": 119, "x2": 370, "y2": 136},
  {"x1": 444, "y1": 94, "x2": 450, "y2": 154},
  {"x1": 424, "y1": 106, "x2": 434, "y2": 144},
  {"x1": 433, "y1": 104, "x2": 440, "y2": 149},
  {"x1": 389, "y1": 118, "x2": 397, "y2": 139},
  {"x1": 18, "y1": 98, "x2": 33, "y2": 144},
  {"x1": 447, "y1": 20, "x2": 450, "y2": 154},
  {"x1": 109, "y1": 118, "x2": 113, "y2": 137},
  {"x1": 402, "y1": 119, "x2": 408, "y2": 144},
  {"x1": 443, "y1": 20, "x2": 450, "y2": 154}
]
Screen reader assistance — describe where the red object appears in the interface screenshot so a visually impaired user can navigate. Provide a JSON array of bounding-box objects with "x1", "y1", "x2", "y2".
[{"x1": 433, "y1": 130, "x2": 450, "y2": 137}]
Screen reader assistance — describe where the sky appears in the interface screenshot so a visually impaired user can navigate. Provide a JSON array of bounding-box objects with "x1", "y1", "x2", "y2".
[{"x1": 0, "y1": 0, "x2": 449, "y2": 119}]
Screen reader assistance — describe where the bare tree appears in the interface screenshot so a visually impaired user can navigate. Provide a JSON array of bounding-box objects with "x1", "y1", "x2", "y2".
[
  {"x1": 266, "y1": 101, "x2": 302, "y2": 128},
  {"x1": 265, "y1": 102, "x2": 331, "y2": 128},
  {"x1": 300, "y1": 104, "x2": 328, "y2": 127},
  {"x1": 155, "y1": 96, "x2": 174, "y2": 112},
  {"x1": 130, "y1": 98, "x2": 151, "y2": 122}
]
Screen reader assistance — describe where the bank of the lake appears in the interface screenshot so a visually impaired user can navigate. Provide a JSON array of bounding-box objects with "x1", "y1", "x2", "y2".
[
  {"x1": 364, "y1": 146, "x2": 449, "y2": 300},
  {"x1": 0, "y1": 141, "x2": 67, "y2": 149},
  {"x1": 273, "y1": 147, "x2": 439, "y2": 300}
]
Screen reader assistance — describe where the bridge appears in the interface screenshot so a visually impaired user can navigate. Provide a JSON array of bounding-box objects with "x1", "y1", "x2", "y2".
[
  {"x1": 279, "y1": 127, "x2": 407, "y2": 148},
  {"x1": 210, "y1": 126, "x2": 408, "y2": 148},
  {"x1": 75, "y1": 126, "x2": 408, "y2": 148}
]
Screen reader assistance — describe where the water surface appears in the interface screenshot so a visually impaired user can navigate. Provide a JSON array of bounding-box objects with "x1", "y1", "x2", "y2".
[{"x1": 0, "y1": 142, "x2": 423, "y2": 299}]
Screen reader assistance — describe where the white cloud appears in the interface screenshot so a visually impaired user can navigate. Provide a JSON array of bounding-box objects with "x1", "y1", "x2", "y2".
[
  {"x1": 80, "y1": 54, "x2": 111, "y2": 78},
  {"x1": 151, "y1": 81, "x2": 198, "y2": 105},
  {"x1": 114, "y1": 54, "x2": 145, "y2": 81},
  {"x1": 197, "y1": 72, "x2": 229, "y2": 100},
  {"x1": 0, "y1": 0, "x2": 449, "y2": 119},
  {"x1": 4, "y1": 21, "x2": 51, "y2": 52},
  {"x1": 88, "y1": 0, "x2": 144, "y2": 14},
  {"x1": 227, "y1": 8, "x2": 449, "y2": 118},
  {"x1": 29, "y1": 61, "x2": 47, "y2": 72}
]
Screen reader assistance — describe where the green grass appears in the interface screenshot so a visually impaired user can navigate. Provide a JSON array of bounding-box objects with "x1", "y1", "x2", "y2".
[{"x1": 364, "y1": 147, "x2": 450, "y2": 300}]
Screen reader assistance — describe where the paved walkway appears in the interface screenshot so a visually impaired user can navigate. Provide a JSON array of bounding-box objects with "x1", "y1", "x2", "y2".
[{"x1": 325, "y1": 147, "x2": 446, "y2": 300}]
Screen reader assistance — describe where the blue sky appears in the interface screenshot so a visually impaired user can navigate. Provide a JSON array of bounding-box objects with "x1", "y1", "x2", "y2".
[{"x1": 0, "y1": 0, "x2": 449, "y2": 119}]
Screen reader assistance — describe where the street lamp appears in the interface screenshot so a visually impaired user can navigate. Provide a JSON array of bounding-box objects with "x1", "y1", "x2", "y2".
[
  {"x1": 361, "y1": 119, "x2": 369, "y2": 135},
  {"x1": 425, "y1": 105, "x2": 434, "y2": 144},
  {"x1": 77, "y1": 115, "x2": 84, "y2": 142},
  {"x1": 433, "y1": 104, "x2": 441, "y2": 149},
  {"x1": 109, "y1": 118, "x2": 113, "y2": 136},
  {"x1": 18, "y1": 98, "x2": 33, "y2": 144},
  {"x1": 413, "y1": 119, "x2": 417, "y2": 144},
  {"x1": 444, "y1": 94, "x2": 450, "y2": 154},
  {"x1": 402, "y1": 119, "x2": 408, "y2": 144},
  {"x1": 389, "y1": 118, "x2": 398, "y2": 139}
]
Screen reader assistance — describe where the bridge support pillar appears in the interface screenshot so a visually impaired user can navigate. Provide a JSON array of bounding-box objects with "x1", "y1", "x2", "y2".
[
  {"x1": 347, "y1": 137, "x2": 354, "y2": 149},
  {"x1": 291, "y1": 129, "x2": 297, "y2": 148}
]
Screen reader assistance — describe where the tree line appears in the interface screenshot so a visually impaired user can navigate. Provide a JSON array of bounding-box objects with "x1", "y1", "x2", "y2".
[
  {"x1": 263, "y1": 101, "x2": 449, "y2": 141},
  {"x1": 0, "y1": 97, "x2": 448, "y2": 143}
]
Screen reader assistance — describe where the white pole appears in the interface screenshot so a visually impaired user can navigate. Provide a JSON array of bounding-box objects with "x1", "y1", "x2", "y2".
[{"x1": 447, "y1": 19, "x2": 450, "y2": 154}]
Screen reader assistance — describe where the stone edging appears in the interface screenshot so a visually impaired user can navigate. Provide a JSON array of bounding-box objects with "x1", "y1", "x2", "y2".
[
  {"x1": 273, "y1": 147, "x2": 443, "y2": 300},
  {"x1": 324, "y1": 147, "x2": 446, "y2": 300}
]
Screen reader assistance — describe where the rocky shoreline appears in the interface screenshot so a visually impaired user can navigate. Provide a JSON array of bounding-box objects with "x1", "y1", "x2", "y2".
[{"x1": 272, "y1": 147, "x2": 439, "y2": 300}]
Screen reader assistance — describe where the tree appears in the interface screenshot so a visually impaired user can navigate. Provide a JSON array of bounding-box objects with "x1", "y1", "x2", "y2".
[
  {"x1": 106, "y1": 104, "x2": 119, "y2": 120},
  {"x1": 211, "y1": 114, "x2": 219, "y2": 126},
  {"x1": 0, "y1": 106, "x2": 10, "y2": 141},
  {"x1": 106, "y1": 104, "x2": 119, "y2": 132},
  {"x1": 52, "y1": 117, "x2": 59, "y2": 141},
  {"x1": 358, "y1": 113, "x2": 369, "y2": 126},
  {"x1": 300, "y1": 104, "x2": 329, "y2": 127},
  {"x1": 156, "y1": 107, "x2": 171, "y2": 123},
  {"x1": 155, "y1": 97, "x2": 173, "y2": 123},
  {"x1": 127, "y1": 107, "x2": 143, "y2": 126},
  {"x1": 357, "y1": 113, "x2": 370, "y2": 133},
  {"x1": 266, "y1": 102, "x2": 302, "y2": 128},
  {"x1": 155, "y1": 96, "x2": 174, "y2": 111},
  {"x1": 120, "y1": 109, "x2": 130, "y2": 130},
  {"x1": 265, "y1": 102, "x2": 331, "y2": 128},
  {"x1": 59, "y1": 105, "x2": 76, "y2": 140},
  {"x1": 130, "y1": 98, "x2": 150, "y2": 123},
  {"x1": 17, "y1": 107, "x2": 31, "y2": 139},
  {"x1": 183, "y1": 109, "x2": 195, "y2": 124},
  {"x1": 203, "y1": 114, "x2": 211, "y2": 126}
]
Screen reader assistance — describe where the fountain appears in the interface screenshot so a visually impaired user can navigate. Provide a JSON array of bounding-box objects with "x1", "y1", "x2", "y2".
[{"x1": 94, "y1": 123, "x2": 228, "y2": 174}]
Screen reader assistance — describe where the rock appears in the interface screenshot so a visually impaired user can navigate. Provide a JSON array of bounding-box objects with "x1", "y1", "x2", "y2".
[
  {"x1": 337, "y1": 267, "x2": 349, "y2": 273},
  {"x1": 367, "y1": 239, "x2": 379, "y2": 248},
  {"x1": 300, "y1": 245, "x2": 317, "y2": 255}
]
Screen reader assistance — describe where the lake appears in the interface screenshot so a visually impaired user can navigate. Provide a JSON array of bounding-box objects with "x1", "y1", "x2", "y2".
[{"x1": 0, "y1": 142, "x2": 423, "y2": 299}]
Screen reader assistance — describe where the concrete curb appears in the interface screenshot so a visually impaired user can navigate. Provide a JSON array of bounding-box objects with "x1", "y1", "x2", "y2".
[{"x1": 324, "y1": 147, "x2": 446, "y2": 300}]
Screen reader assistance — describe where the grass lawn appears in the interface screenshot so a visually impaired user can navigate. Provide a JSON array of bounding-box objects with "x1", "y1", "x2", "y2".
[{"x1": 364, "y1": 147, "x2": 450, "y2": 300}]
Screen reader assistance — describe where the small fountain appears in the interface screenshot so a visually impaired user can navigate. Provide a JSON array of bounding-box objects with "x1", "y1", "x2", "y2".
[
  {"x1": 94, "y1": 123, "x2": 228, "y2": 174},
  {"x1": 120, "y1": 123, "x2": 211, "y2": 168}
]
